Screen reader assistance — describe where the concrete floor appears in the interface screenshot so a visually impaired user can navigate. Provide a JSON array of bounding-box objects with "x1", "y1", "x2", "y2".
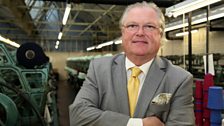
[{"x1": 57, "y1": 80, "x2": 77, "y2": 126}]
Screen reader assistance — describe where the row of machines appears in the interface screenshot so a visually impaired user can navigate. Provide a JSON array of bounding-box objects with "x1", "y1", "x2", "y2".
[
  {"x1": 65, "y1": 54, "x2": 112, "y2": 91},
  {"x1": 0, "y1": 42, "x2": 58, "y2": 126},
  {"x1": 65, "y1": 53, "x2": 224, "y2": 88},
  {"x1": 164, "y1": 54, "x2": 224, "y2": 85}
]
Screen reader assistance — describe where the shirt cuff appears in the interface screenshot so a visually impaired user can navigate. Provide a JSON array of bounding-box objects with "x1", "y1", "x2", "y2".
[{"x1": 127, "y1": 118, "x2": 143, "y2": 126}]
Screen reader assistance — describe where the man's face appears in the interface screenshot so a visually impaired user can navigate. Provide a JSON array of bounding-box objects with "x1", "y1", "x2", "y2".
[{"x1": 121, "y1": 7, "x2": 161, "y2": 58}]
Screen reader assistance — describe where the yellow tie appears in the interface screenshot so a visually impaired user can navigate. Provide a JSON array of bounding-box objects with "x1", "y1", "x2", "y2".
[{"x1": 128, "y1": 67, "x2": 142, "y2": 117}]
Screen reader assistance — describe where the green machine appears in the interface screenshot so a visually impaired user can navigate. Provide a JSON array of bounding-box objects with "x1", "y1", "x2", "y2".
[{"x1": 0, "y1": 42, "x2": 58, "y2": 126}]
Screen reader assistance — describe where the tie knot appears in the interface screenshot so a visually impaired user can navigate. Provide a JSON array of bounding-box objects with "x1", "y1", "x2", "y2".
[{"x1": 131, "y1": 67, "x2": 142, "y2": 77}]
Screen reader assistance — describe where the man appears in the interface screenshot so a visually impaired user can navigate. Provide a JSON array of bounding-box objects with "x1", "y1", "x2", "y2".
[{"x1": 69, "y1": 1, "x2": 195, "y2": 126}]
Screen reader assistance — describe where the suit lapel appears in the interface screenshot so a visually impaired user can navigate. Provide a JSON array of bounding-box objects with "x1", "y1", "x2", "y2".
[
  {"x1": 112, "y1": 54, "x2": 130, "y2": 115},
  {"x1": 134, "y1": 57, "x2": 166, "y2": 117}
]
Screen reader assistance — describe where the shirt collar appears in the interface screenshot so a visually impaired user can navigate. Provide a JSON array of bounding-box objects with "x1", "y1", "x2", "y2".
[{"x1": 125, "y1": 57, "x2": 154, "y2": 75}]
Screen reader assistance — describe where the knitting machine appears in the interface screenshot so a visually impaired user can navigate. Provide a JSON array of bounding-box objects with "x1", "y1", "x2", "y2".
[
  {"x1": 164, "y1": 54, "x2": 224, "y2": 85},
  {"x1": 0, "y1": 42, "x2": 58, "y2": 126}
]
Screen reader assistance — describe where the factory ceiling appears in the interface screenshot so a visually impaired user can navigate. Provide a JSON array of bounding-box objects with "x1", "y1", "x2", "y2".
[{"x1": 0, "y1": 0, "x2": 223, "y2": 52}]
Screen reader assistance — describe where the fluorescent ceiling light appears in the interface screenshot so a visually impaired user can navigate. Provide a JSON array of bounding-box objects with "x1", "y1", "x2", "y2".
[
  {"x1": 96, "y1": 41, "x2": 113, "y2": 49},
  {"x1": 55, "y1": 44, "x2": 58, "y2": 49},
  {"x1": 165, "y1": 4, "x2": 224, "y2": 32},
  {"x1": 87, "y1": 46, "x2": 95, "y2": 51},
  {"x1": 165, "y1": 23, "x2": 188, "y2": 32},
  {"x1": 0, "y1": 35, "x2": 20, "y2": 48},
  {"x1": 114, "y1": 39, "x2": 122, "y2": 44},
  {"x1": 58, "y1": 32, "x2": 63, "y2": 40},
  {"x1": 166, "y1": 0, "x2": 221, "y2": 17},
  {"x1": 175, "y1": 30, "x2": 198, "y2": 37},
  {"x1": 86, "y1": 38, "x2": 121, "y2": 51},
  {"x1": 209, "y1": 12, "x2": 224, "y2": 20},
  {"x1": 56, "y1": 41, "x2": 60, "y2": 45},
  {"x1": 62, "y1": 4, "x2": 71, "y2": 25}
]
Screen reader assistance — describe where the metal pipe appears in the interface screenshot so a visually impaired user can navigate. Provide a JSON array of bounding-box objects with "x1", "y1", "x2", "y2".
[
  {"x1": 188, "y1": 12, "x2": 192, "y2": 73},
  {"x1": 78, "y1": 5, "x2": 116, "y2": 36},
  {"x1": 206, "y1": 5, "x2": 210, "y2": 74},
  {"x1": 39, "y1": 0, "x2": 178, "y2": 7}
]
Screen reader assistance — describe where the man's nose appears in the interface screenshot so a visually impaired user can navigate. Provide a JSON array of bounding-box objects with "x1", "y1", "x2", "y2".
[{"x1": 136, "y1": 26, "x2": 145, "y2": 35}]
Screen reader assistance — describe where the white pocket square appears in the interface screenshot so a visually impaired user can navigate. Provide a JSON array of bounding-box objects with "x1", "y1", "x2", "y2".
[{"x1": 151, "y1": 93, "x2": 172, "y2": 105}]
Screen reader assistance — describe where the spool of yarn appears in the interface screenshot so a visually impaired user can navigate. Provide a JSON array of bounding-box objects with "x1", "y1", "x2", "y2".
[
  {"x1": 211, "y1": 123, "x2": 221, "y2": 126},
  {"x1": 203, "y1": 119, "x2": 210, "y2": 126},
  {"x1": 194, "y1": 80, "x2": 203, "y2": 126},
  {"x1": 207, "y1": 86, "x2": 224, "y2": 110},
  {"x1": 203, "y1": 92, "x2": 208, "y2": 108},
  {"x1": 195, "y1": 99, "x2": 203, "y2": 126},
  {"x1": 195, "y1": 80, "x2": 203, "y2": 99},
  {"x1": 203, "y1": 74, "x2": 214, "y2": 91},
  {"x1": 203, "y1": 108, "x2": 210, "y2": 118},
  {"x1": 210, "y1": 110, "x2": 222, "y2": 124}
]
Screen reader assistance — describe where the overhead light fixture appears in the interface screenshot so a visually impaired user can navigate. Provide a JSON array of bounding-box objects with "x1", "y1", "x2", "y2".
[
  {"x1": 55, "y1": 45, "x2": 59, "y2": 49},
  {"x1": 56, "y1": 41, "x2": 60, "y2": 45},
  {"x1": 54, "y1": 41, "x2": 60, "y2": 49},
  {"x1": 62, "y1": 4, "x2": 71, "y2": 25},
  {"x1": 114, "y1": 39, "x2": 122, "y2": 45},
  {"x1": 165, "y1": 4, "x2": 224, "y2": 32},
  {"x1": 86, "y1": 46, "x2": 95, "y2": 51},
  {"x1": 58, "y1": 32, "x2": 63, "y2": 40},
  {"x1": 166, "y1": 0, "x2": 221, "y2": 17},
  {"x1": 175, "y1": 30, "x2": 198, "y2": 37},
  {"x1": 86, "y1": 38, "x2": 122, "y2": 51},
  {"x1": 96, "y1": 41, "x2": 114, "y2": 49},
  {"x1": 0, "y1": 35, "x2": 20, "y2": 48}
]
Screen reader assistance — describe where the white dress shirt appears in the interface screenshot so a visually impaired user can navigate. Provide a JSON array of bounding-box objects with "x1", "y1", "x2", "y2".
[{"x1": 125, "y1": 57, "x2": 154, "y2": 126}]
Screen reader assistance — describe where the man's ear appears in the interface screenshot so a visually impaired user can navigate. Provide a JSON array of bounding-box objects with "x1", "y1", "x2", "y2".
[{"x1": 160, "y1": 31, "x2": 164, "y2": 36}]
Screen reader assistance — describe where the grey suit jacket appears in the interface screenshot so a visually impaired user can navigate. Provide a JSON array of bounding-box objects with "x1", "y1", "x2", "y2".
[{"x1": 69, "y1": 54, "x2": 195, "y2": 126}]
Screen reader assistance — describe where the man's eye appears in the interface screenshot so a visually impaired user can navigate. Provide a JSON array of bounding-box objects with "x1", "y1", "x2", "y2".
[
  {"x1": 145, "y1": 25, "x2": 156, "y2": 29},
  {"x1": 127, "y1": 24, "x2": 138, "y2": 28}
]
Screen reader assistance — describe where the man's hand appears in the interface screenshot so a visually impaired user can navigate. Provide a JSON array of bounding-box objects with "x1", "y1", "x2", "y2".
[{"x1": 143, "y1": 116, "x2": 164, "y2": 126}]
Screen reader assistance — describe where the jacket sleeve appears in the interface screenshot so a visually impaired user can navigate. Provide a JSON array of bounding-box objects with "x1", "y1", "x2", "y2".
[{"x1": 69, "y1": 60, "x2": 130, "y2": 126}]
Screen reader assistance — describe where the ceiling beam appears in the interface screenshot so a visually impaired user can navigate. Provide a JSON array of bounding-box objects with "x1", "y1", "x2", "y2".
[
  {"x1": 0, "y1": 27, "x2": 120, "y2": 33},
  {"x1": 18, "y1": 5, "x2": 123, "y2": 13},
  {"x1": 78, "y1": 5, "x2": 116, "y2": 36},
  {"x1": 6, "y1": 35, "x2": 110, "y2": 41},
  {"x1": 0, "y1": 19, "x2": 91, "y2": 25},
  {"x1": 0, "y1": 0, "x2": 36, "y2": 36},
  {"x1": 38, "y1": 0, "x2": 182, "y2": 7}
]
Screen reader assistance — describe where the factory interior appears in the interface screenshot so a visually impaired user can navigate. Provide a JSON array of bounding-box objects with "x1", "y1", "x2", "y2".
[{"x1": 0, "y1": 0, "x2": 224, "y2": 125}]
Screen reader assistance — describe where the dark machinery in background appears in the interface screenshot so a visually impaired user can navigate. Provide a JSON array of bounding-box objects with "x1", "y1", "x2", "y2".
[
  {"x1": 65, "y1": 54, "x2": 112, "y2": 92},
  {"x1": 164, "y1": 54, "x2": 224, "y2": 85},
  {"x1": 0, "y1": 42, "x2": 58, "y2": 126},
  {"x1": 65, "y1": 56, "x2": 91, "y2": 91}
]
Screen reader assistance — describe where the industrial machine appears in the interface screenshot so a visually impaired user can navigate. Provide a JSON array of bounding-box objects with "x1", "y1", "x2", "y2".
[
  {"x1": 65, "y1": 54, "x2": 112, "y2": 91},
  {"x1": 0, "y1": 42, "x2": 58, "y2": 126},
  {"x1": 164, "y1": 54, "x2": 224, "y2": 85}
]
